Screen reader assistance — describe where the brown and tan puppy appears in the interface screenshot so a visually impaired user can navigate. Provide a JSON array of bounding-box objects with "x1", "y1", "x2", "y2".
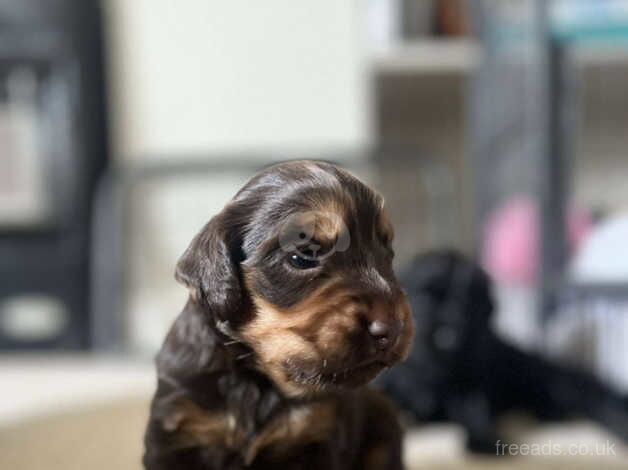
[{"x1": 143, "y1": 161, "x2": 413, "y2": 470}]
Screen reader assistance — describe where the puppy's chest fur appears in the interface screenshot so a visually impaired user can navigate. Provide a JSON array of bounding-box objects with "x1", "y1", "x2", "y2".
[
  {"x1": 148, "y1": 375, "x2": 360, "y2": 468},
  {"x1": 172, "y1": 396, "x2": 339, "y2": 464}
]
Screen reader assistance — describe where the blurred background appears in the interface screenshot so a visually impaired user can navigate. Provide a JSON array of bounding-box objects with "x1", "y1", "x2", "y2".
[{"x1": 1, "y1": 0, "x2": 628, "y2": 469}]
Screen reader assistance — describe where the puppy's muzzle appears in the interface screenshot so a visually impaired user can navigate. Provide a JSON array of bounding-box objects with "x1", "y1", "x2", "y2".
[
  {"x1": 368, "y1": 318, "x2": 402, "y2": 353},
  {"x1": 360, "y1": 297, "x2": 405, "y2": 360}
]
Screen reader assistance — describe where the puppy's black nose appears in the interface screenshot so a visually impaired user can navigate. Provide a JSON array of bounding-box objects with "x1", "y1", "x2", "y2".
[{"x1": 368, "y1": 319, "x2": 401, "y2": 351}]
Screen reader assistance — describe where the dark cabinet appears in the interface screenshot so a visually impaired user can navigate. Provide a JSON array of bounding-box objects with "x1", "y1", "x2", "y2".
[{"x1": 0, "y1": 0, "x2": 109, "y2": 349}]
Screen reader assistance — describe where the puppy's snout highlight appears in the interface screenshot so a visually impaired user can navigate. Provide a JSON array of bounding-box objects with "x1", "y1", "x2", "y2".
[
  {"x1": 366, "y1": 303, "x2": 403, "y2": 353},
  {"x1": 368, "y1": 319, "x2": 401, "y2": 352}
]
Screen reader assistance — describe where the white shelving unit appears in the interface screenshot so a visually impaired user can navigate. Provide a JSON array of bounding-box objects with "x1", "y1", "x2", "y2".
[
  {"x1": 371, "y1": 38, "x2": 628, "y2": 76},
  {"x1": 371, "y1": 38, "x2": 480, "y2": 74}
]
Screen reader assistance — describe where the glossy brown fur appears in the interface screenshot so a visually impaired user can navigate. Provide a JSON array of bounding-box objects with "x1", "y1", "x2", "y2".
[{"x1": 144, "y1": 161, "x2": 413, "y2": 469}]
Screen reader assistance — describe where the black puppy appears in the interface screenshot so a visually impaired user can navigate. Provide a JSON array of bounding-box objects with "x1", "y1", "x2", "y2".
[{"x1": 378, "y1": 250, "x2": 628, "y2": 453}]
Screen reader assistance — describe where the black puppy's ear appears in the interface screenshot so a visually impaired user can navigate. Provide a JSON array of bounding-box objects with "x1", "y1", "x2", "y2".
[
  {"x1": 473, "y1": 265, "x2": 496, "y2": 322},
  {"x1": 175, "y1": 208, "x2": 243, "y2": 321}
]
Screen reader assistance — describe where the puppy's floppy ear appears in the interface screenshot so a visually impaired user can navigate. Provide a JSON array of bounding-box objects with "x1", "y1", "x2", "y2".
[
  {"x1": 175, "y1": 208, "x2": 244, "y2": 321},
  {"x1": 472, "y1": 264, "x2": 495, "y2": 322}
]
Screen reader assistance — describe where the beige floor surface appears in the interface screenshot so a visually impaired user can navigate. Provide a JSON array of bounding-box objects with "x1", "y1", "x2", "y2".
[{"x1": 0, "y1": 398, "x2": 626, "y2": 470}]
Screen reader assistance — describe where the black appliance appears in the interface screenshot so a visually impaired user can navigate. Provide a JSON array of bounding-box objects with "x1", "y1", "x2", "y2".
[{"x1": 0, "y1": 0, "x2": 109, "y2": 349}]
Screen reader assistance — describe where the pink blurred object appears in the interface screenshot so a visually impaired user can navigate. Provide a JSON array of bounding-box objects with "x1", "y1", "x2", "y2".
[{"x1": 482, "y1": 196, "x2": 592, "y2": 285}]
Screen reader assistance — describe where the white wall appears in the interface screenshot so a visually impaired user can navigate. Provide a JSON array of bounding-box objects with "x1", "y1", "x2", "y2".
[
  {"x1": 105, "y1": 0, "x2": 371, "y2": 161},
  {"x1": 103, "y1": 2, "x2": 372, "y2": 351}
]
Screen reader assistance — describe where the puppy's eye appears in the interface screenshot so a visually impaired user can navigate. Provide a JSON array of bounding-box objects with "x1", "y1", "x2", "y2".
[{"x1": 288, "y1": 253, "x2": 320, "y2": 270}]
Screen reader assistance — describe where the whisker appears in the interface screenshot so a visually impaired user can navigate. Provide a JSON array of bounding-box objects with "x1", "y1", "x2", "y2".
[{"x1": 235, "y1": 352, "x2": 254, "y2": 361}]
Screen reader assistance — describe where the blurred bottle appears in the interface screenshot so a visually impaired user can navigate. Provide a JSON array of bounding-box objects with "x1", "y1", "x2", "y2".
[{"x1": 435, "y1": 0, "x2": 468, "y2": 37}]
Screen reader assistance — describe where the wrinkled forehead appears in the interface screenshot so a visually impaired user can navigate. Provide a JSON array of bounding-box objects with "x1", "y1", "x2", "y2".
[{"x1": 240, "y1": 163, "x2": 392, "y2": 250}]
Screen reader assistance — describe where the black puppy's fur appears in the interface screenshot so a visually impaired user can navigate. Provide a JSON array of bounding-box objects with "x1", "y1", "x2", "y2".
[
  {"x1": 378, "y1": 250, "x2": 628, "y2": 453},
  {"x1": 143, "y1": 161, "x2": 413, "y2": 470}
]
